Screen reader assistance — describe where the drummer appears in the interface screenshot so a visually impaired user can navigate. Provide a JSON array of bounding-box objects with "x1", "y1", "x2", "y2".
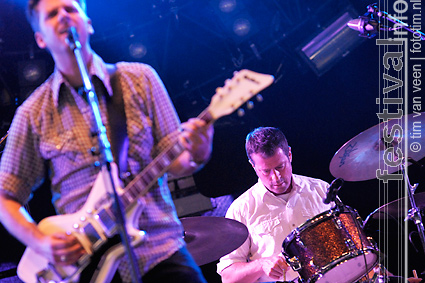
[{"x1": 217, "y1": 127, "x2": 333, "y2": 283}]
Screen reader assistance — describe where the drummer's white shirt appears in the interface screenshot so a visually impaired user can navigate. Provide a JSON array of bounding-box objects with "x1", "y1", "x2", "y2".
[{"x1": 217, "y1": 174, "x2": 333, "y2": 282}]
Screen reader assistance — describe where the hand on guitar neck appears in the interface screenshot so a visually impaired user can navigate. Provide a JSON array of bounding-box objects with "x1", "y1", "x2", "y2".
[{"x1": 170, "y1": 118, "x2": 214, "y2": 177}]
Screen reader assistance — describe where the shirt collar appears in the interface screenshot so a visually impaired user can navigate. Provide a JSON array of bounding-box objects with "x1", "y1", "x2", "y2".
[
  {"x1": 50, "y1": 53, "x2": 113, "y2": 107},
  {"x1": 257, "y1": 174, "x2": 301, "y2": 201}
]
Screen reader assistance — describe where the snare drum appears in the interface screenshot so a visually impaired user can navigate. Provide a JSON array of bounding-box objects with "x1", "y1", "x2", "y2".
[{"x1": 282, "y1": 208, "x2": 380, "y2": 283}]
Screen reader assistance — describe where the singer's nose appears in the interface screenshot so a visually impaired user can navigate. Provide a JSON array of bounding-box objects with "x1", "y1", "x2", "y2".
[{"x1": 57, "y1": 8, "x2": 71, "y2": 24}]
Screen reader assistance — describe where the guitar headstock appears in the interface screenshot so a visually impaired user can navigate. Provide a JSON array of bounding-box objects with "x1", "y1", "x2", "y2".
[{"x1": 208, "y1": 69, "x2": 274, "y2": 120}]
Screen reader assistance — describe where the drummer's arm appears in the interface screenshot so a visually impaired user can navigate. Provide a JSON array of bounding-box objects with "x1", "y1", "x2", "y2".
[{"x1": 221, "y1": 255, "x2": 288, "y2": 283}]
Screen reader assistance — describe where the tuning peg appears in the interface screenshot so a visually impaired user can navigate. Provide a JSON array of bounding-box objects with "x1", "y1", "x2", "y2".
[
  {"x1": 247, "y1": 101, "x2": 254, "y2": 110},
  {"x1": 256, "y1": 94, "x2": 263, "y2": 102},
  {"x1": 237, "y1": 108, "x2": 245, "y2": 117}
]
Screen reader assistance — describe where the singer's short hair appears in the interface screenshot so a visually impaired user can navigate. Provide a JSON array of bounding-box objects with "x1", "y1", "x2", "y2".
[
  {"x1": 245, "y1": 127, "x2": 290, "y2": 163},
  {"x1": 27, "y1": 0, "x2": 87, "y2": 32}
]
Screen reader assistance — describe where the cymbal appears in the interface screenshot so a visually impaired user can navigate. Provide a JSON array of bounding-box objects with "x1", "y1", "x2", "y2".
[
  {"x1": 180, "y1": 216, "x2": 248, "y2": 266},
  {"x1": 330, "y1": 112, "x2": 425, "y2": 181},
  {"x1": 366, "y1": 191, "x2": 425, "y2": 220}
]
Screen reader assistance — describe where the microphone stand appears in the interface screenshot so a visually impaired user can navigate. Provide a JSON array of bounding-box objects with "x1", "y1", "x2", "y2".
[{"x1": 66, "y1": 27, "x2": 142, "y2": 283}]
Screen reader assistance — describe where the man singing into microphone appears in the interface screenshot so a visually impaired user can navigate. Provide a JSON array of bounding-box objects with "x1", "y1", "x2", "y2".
[
  {"x1": 217, "y1": 127, "x2": 333, "y2": 283},
  {"x1": 0, "y1": 0, "x2": 213, "y2": 282}
]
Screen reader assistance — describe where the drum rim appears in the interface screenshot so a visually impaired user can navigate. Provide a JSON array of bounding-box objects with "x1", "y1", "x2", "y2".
[{"x1": 307, "y1": 249, "x2": 380, "y2": 283}]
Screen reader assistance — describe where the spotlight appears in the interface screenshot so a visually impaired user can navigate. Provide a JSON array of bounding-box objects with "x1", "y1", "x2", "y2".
[
  {"x1": 17, "y1": 59, "x2": 46, "y2": 102},
  {"x1": 22, "y1": 62, "x2": 42, "y2": 83},
  {"x1": 18, "y1": 60, "x2": 45, "y2": 85},
  {"x1": 219, "y1": 0, "x2": 236, "y2": 13},
  {"x1": 212, "y1": 0, "x2": 259, "y2": 44},
  {"x1": 233, "y1": 18, "x2": 251, "y2": 37},
  {"x1": 129, "y1": 42, "x2": 147, "y2": 59}
]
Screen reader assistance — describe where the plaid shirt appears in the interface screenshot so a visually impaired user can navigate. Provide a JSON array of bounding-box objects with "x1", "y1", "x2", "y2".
[{"x1": 0, "y1": 54, "x2": 185, "y2": 281}]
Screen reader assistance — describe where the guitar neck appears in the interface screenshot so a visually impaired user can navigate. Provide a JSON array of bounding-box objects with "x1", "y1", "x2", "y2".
[{"x1": 120, "y1": 108, "x2": 214, "y2": 212}]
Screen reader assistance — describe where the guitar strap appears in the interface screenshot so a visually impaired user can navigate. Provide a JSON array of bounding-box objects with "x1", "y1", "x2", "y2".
[{"x1": 94, "y1": 64, "x2": 129, "y2": 179}]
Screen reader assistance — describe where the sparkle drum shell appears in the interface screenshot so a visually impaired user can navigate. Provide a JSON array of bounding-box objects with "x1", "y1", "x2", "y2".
[{"x1": 282, "y1": 209, "x2": 380, "y2": 283}]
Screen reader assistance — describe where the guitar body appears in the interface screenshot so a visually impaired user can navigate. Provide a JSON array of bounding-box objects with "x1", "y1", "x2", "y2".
[
  {"x1": 17, "y1": 164, "x2": 145, "y2": 283},
  {"x1": 16, "y1": 69, "x2": 274, "y2": 283}
]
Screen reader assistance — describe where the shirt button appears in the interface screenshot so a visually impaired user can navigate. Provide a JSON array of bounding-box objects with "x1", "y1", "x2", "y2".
[{"x1": 120, "y1": 172, "x2": 131, "y2": 179}]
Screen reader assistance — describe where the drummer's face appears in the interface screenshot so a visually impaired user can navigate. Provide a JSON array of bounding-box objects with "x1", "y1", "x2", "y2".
[{"x1": 250, "y1": 147, "x2": 293, "y2": 195}]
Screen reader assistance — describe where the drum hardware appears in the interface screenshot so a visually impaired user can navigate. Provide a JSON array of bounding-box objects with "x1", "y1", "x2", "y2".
[
  {"x1": 398, "y1": 160, "x2": 425, "y2": 255},
  {"x1": 335, "y1": 218, "x2": 344, "y2": 229},
  {"x1": 295, "y1": 237, "x2": 305, "y2": 248},
  {"x1": 345, "y1": 238, "x2": 356, "y2": 250},
  {"x1": 287, "y1": 256, "x2": 302, "y2": 272},
  {"x1": 363, "y1": 192, "x2": 425, "y2": 222},
  {"x1": 362, "y1": 158, "x2": 425, "y2": 256},
  {"x1": 356, "y1": 264, "x2": 389, "y2": 283},
  {"x1": 324, "y1": 178, "x2": 345, "y2": 210}
]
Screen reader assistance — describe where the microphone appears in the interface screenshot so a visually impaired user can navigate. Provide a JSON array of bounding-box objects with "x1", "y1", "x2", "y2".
[
  {"x1": 346, "y1": 4, "x2": 384, "y2": 39},
  {"x1": 346, "y1": 16, "x2": 381, "y2": 38},
  {"x1": 66, "y1": 26, "x2": 81, "y2": 50},
  {"x1": 323, "y1": 178, "x2": 344, "y2": 204},
  {"x1": 347, "y1": 3, "x2": 425, "y2": 40}
]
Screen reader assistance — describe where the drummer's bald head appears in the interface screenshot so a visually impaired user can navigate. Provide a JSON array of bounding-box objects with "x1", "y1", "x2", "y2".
[{"x1": 245, "y1": 127, "x2": 290, "y2": 163}]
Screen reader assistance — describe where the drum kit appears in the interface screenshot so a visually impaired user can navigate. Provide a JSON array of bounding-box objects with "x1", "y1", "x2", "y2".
[
  {"x1": 283, "y1": 112, "x2": 425, "y2": 283},
  {"x1": 181, "y1": 112, "x2": 424, "y2": 283}
]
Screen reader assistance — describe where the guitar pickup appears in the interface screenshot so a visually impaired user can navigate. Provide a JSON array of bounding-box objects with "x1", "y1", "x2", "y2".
[
  {"x1": 95, "y1": 207, "x2": 117, "y2": 236},
  {"x1": 82, "y1": 222, "x2": 104, "y2": 250}
]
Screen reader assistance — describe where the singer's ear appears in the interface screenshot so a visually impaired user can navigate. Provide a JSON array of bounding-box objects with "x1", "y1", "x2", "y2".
[
  {"x1": 34, "y1": 31, "x2": 47, "y2": 49},
  {"x1": 87, "y1": 18, "x2": 94, "y2": 35}
]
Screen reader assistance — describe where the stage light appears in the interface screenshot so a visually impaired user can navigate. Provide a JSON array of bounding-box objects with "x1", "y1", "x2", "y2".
[
  {"x1": 18, "y1": 60, "x2": 45, "y2": 86},
  {"x1": 219, "y1": 0, "x2": 236, "y2": 13},
  {"x1": 211, "y1": 0, "x2": 259, "y2": 44},
  {"x1": 17, "y1": 59, "x2": 46, "y2": 101},
  {"x1": 298, "y1": 10, "x2": 364, "y2": 76},
  {"x1": 233, "y1": 18, "x2": 251, "y2": 37},
  {"x1": 22, "y1": 62, "x2": 42, "y2": 83},
  {"x1": 129, "y1": 42, "x2": 147, "y2": 59}
]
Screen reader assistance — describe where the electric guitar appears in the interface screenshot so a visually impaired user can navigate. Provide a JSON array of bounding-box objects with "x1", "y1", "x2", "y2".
[{"x1": 17, "y1": 69, "x2": 274, "y2": 283}]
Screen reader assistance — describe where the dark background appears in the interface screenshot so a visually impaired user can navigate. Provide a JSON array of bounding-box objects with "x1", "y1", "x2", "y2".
[{"x1": 0, "y1": 0, "x2": 424, "y2": 282}]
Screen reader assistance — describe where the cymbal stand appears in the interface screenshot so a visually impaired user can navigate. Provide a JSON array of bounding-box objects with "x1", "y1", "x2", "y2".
[{"x1": 400, "y1": 160, "x2": 425, "y2": 255}]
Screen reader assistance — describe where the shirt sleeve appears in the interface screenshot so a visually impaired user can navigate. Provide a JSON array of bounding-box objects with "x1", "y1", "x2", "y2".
[
  {"x1": 216, "y1": 201, "x2": 251, "y2": 275},
  {"x1": 0, "y1": 105, "x2": 45, "y2": 204}
]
